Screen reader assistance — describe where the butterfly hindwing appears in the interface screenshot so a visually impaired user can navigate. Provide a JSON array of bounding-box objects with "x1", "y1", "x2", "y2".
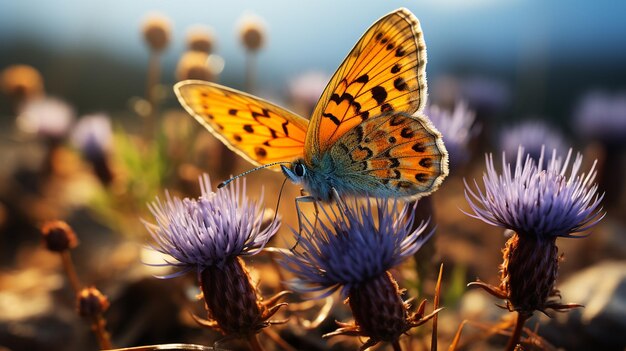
[
  {"x1": 305, "y1": 8, "x2": 427, "y2": 159},
  {"x1": 329, "y1": 112, "x2": 448, "y2": 199},
  {"x1": 175, "y1": 80, "x2": 309, "y2": 168}
]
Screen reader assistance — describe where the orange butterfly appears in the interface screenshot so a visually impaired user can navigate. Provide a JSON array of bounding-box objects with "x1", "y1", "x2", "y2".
[{"x1": 175, "y1": 8, "x2": 448, "y2": 203}]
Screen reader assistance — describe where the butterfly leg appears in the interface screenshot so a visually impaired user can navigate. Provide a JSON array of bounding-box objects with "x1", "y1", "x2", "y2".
[{"x1": 292, "y1": 192, "x2": 317, "y2": 251}]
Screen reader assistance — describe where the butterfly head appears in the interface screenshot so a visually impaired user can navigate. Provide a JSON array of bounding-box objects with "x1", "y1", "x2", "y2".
[{"x1": 281, "y1": 160, "x2": 307, "y2": 184}]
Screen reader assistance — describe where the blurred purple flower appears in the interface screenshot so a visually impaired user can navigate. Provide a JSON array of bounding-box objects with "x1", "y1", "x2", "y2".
[
  {"x1": 281, "y1": 197, "x2": 431, "y2": 298},
  {"x1": 425, "y1": 101, "x2": 479, "y2": 169},
  {"x1": 574, "y1": 90, "x2": 626, "y2": 143},
  {"x1": 460, "y1": 76, "x2": 511, "y2": 114},
  {"x1": 143, "y1": 175, "x2": 280, "y2": 277},
  {"x1": 288, "y1": 71, "x2": 330, "y2": 114},
  {"x1": 70, "y1": 114, "x2": 112, "y2": 159},
  {"x1": 16, "y1": 97, "x2": 75, "y2": 139},
  {"x1": 499, "y1": 120, "x2": 568, "y2": 162},
  {"x1": 465, "y1": 148, "x2": 604, "y2": 240}
]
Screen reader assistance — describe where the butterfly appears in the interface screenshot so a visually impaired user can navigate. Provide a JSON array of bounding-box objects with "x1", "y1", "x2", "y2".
[{"x1": 175, "y1": 8, "x2": 448, "y2": 204}]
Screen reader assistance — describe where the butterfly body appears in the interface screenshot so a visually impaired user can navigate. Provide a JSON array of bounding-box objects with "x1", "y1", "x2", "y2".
[{"x1": 175, "y1": 8, "x2": 449, "y2": 202}]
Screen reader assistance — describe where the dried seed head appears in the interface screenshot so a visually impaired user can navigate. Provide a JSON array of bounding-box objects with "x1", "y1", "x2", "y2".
[
  {"x1": 238, "y1": 14, "x2": 266, "y2": 52},
  {"x1": 500, "y1": 234, "x2": 559, "y2": 314},
  {"x1": 175, "y1": 51, "x2": 213, "y2": 81},
  {"x1": 142, "y1": 14, "x2": 171, "y2": 52},
  {"x1": 77, "y1": 287, "x2": 110, "y2": 317},
  {"x1": 186, "y1": 26, "x2": 215, "y2": 54},
  {"x1": 41, "y1": 220, "x2": 78, "y2": 252},
  {"x1": 0, "y1": 64, "x2": 44, "y2": 103}
]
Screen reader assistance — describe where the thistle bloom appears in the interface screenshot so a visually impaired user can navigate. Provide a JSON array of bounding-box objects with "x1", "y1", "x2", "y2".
[
  {"x1": 282, "y1": 197, "x2": 438, "y2": 350},
  {"x1": 574, "y1": 90, "x2": 626, "y2": 144},
  {"x1": 425, "y1": 102, "x2": 479, "y2": 170},
  {"x1": 464, "y1": 147, "x2": 604, "y2": 350},
  {"x1": 71, "y1": 114, "x2": 114, "y2": 184},
  {"x1": 499, "y1": 120, "x2": 568, "y2": 163},
  {"x1": 144, "y1": 175, "x2": 286, "y2": 341},
  {"x1": 16, "y1": 97, "x2": 75, "y2": 140}
]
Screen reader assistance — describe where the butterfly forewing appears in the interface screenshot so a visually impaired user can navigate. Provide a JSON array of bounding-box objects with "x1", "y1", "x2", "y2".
[
  {"x1": 305, "y1": 8, "x2": 428, "y2": 159},
  {"x1": 175, "y1": 81, "x2": 309, "y2": 168}
]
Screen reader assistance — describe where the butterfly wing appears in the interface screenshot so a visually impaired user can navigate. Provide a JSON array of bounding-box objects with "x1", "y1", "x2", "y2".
[
  {"x1": 329, "y1": 112, "x2": 448, "y2": 199},
  {"x1": 175, "y1": 80, "x2": 309, "y2": 168},
  {"x1": 305, "y1": 8, "x2": 427, "y2": 159}
]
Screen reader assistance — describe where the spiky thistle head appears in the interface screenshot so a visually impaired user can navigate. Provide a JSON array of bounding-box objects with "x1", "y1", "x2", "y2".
[
  {"x1": 282, "y1": 197, "x2": 438, "y2": 349},
  {"x1": 465, "y1": 147, "x2": 603, "y2": 240},
  {"x1": 144, "y1": 174, "x2": 280, "y2": 277},
  {"x1": 464, "y1": 147, "x2": 604, "y2": 315},
  {"x1": 144, "y1": 174, "x2": 286, "y2": 337}
]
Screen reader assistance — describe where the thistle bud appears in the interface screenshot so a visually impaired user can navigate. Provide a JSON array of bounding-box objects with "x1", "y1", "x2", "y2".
[
  {"x1": 186, "y1": 26, "x2": 215, "y2": 54},
  {"x1": 238, "y1": 14, "x2": 266, "y2": 52},
  {"x1": 0, "y1": 64, "x2": 44, "y2": 103},
  {"x1": 142, "y1": 13, "x2": 171, "y2": 52},
  {"x1": 41, "y1": 220, "x2": 78, "y2": 252},
  {"x1": 77, "y1": 287, "x2": 110, "y2": 317}
]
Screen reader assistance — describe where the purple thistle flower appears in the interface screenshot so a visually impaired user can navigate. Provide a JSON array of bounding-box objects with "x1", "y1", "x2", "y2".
[
  {"x1": 144, "y1": 174, "x2": 280, "y2": 277},
  {"x1": 282, "y1": 197, "x2": 438, "y2": 349},
  {"x1": 282, "y1": 197, "x2": 431, "y2": 298},
  {"x1": 460, "y1": 76, "x2": 511, "y2": 114},
  {"x1": 464, "y1": 148, "x2": 605, "y2": 348},
  {"x1": 574, "y1": 90, "x2": 626, "y2": 144},
  {"x1": 70, "y1": 114, "x2": 112, "y2": 159},
  {"x1": 425, "y1": 102, "x2": 479, "y2": 170},
  {"x1": 499, "y1": 120, "x2": 568, "y2": 163},
  {"x1": 465, "y1": 147, "x2": 604, "y2": 240},
  {"x1": 144, "y1": 175, "x2": 288, "y2": 341},
  {"x1": 16, "y1": 97, "x2": 75, "y2": 140}
]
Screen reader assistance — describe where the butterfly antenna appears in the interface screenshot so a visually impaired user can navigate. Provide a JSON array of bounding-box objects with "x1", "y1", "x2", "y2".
[
  {"x1": 217, "y1": 161, "x2": 291, "y2": 188},
  {"x1": 272, "y1": 177, "x2": 289, "y2": 228}
]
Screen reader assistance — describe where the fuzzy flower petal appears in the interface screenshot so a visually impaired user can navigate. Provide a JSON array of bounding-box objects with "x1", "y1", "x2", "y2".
[
  {"x1": 143, "y1": 175, "x2": 280, "y2": 276},
  {"x1": 499, "y1": 120, "x2": 568, "y2": 163},
  {"x1": 464, "y1": 147, "x2": 604, "y2": 239},
  {"x1": 281, "y1": 197, "x2": 431, "y2": 298},
  {"x1": 425, "y1": 102, "x2": 479, "y2": 169}
]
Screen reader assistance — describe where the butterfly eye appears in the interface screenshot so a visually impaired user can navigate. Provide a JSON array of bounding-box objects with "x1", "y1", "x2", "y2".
[{"x1": 294, "y1": 163, "x2": 306, "y2": 177}]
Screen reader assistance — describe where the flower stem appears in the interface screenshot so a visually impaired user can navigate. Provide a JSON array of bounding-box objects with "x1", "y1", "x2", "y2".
[
  {"x1": 505, "y1": 312, "x2": 528, "y2": 351},
  {"x1": 61, "y1": 251, "x2": 81, "y2": 295},
  {"x1": 248, "y1": 334, "x2": 265, "y2": 351},
  {"x1": 91, "y1": 314, "x2": 113, "y2": 350},
  {"x1": 392, "y1": 340, "x2": 403, "y2": 351},
  {"x1": 245, "y1": 52, "x2": 256, "y2": 93}
]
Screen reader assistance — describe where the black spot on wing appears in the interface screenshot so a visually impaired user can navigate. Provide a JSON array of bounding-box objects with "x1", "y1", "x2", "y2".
[
  {"x1": 355, "y1": 74, "x2": 369, "y2": 84},
  {"x1": 394, "y1": 77, "x2": 408, "y2": 91},
  {"x1": 401, "y1": 127, "x2": 415, "y2": 138},
  {"x1": 243, "y1": 124, "x2": 254, "y2": 133},
  {"x1": 395, "y1": 46, "x2": 406, "y2": 57},
  {"x1": 419, "y1": 158, "x2": 433, "y2": 168},
  {"x1": 371, "y1": 86, "x2": 388, "y2": 105},
  {"x1": 254, "y1": 147, "x2": 267, "y2": 158},
  {"x1": 322, "y1": 113, "x2": 341, "y2": 126},
  {"x1": 412, "y1": 142, "x2": 426, "y2": 153},
  {"x1": 228, "y1": 109, "x2": 237, "y2": 116},
  {"x1": 391, "y1": 63, "x2": 401, "y2": 74},
  {"x1": 415, "y1": 173, "x2": 428, "y2": 183}
]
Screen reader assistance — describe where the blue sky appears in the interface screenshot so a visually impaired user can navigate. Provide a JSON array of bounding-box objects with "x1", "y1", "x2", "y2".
[{"x1": 1, "y1": 0, "x2": 625, "y2": 113}]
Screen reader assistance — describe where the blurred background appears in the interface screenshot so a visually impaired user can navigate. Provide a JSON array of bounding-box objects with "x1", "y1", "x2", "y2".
[{"x1": 1, "y1": 1, "x2": 625, "y2": 350}]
